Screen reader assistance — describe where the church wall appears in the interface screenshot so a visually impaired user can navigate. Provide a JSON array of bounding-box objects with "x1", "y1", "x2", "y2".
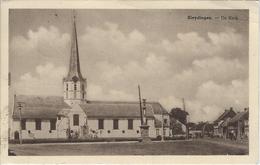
[
  {"x1": 11, "y1": 116, "x2": 169, "y2": 140},
  {"x1": 11, "y1": 119, "x2": 59, "y2": 139},
  {"x1": 87, "y1": 118, "x2": 158, "y2": 138},
  {"x1": 56, "y1": 117, "x2": 69, "y2": 138}
]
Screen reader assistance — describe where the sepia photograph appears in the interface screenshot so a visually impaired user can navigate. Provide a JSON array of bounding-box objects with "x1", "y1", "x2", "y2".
[
  {"x1": 6, "y1": 8, "x2": 250, "y2": 156},
  {"x1": 0, "y1": 1, "x2": 258, "y2": 163}
]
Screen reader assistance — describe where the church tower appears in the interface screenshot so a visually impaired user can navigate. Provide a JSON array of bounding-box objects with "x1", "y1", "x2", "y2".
[{"x1": 63, "y1": 14, "x2": 86, "y2": 105}]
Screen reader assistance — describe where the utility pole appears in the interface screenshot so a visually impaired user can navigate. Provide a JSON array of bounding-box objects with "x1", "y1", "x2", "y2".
[
  {"x1": 182, "y1": 98, "x2": 189, "y2": 140},
  {"x1": 138, "y1": 85, "x2": 144, "y2": 125},
  {"x1": 18, "y1": 102, "x2": 23, "y2": 144}
]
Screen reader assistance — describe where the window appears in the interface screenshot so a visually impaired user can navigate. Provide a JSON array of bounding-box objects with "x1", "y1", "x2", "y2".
[
  {"x1": 113, "y1": 119, "x2": 119, "y2": 129},
  {"x1": 82, "y1": 92, "x2": 84, "y2": 99},
  {"x1": 164, "y1": 119, "x2": 167, "y2": 124},
  {"x1": 35, "y1": 119, "x2": 41, "y2": 130},
  {"x1": 73, "y1": 114, "x2": 79, "y2": 126},
  {"x1": 66, "y1": 84, "x2": 68, "y2": 91},
  {"x1": 128, "y1": 119, "x2": 133, "y2": 130},
  {"x1": 50, "y1": 119, "x2": 56, "y2": 130},
  {"x1": 82, "y1": 84, "x2": 84, "y2": 91},
  {"x1": 74, "y1": 83, "x2": 77, "y2": 90},
  {"x1": 98, "y1": 119, "x2": 104, "y2": 129},
  {"x1": 156, "y1": 129, "x2": 159, "y2": 136},
  {"x1": 21, "y1": 119, "x2": 26, "y2": 130}
]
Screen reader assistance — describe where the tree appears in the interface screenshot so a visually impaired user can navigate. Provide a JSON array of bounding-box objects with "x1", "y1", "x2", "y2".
[
  {"x1": 172, "y1": 122, "x2": 185, "y2": 135},
  {"x1": 170, "y1": 108, "x2": 189, "y2": 138},
  {"x1": 187, "y1": 122, "x2": 196, "y2": 130},
  {"x1": 170, "y1": 107, "x2": 189, "y2": 125}
]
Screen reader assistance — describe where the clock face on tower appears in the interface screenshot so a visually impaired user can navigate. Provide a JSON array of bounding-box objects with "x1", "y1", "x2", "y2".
[{"x1": 72, "y1": 76, "x2": 78, "y2": 82}]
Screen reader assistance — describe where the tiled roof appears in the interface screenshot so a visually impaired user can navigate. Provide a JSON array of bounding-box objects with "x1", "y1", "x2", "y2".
[
  {"x1": 12, "y1": 95, "x2": 167, "y2": 120},
  {"x1": 12, "y1": 95, "x2": 70, "y2": 119},
  {"x1": 214, "y1": 109, "x2": 236, "y2": 123},
  {"x1": 149, "y1": 102, "x2": 169, "y2": 115},
  {"x1": 87, "y1": 100, "x2": 169, "y2": 115},
  {"x1": 229, "y1": 110, "x2": 249, "y2": 124},
  {"x1": 80, "y1": 102, "x2": 155, "y2": 119}
]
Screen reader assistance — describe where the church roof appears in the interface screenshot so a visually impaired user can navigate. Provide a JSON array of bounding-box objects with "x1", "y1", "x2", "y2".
[
  {"x1": 12, "y1": 95, "x2": 168, "y2": 119},
  {"x1": 86, "y1": 100, "x2": 168, "y2": 115},
  {"x1": 64, "y1": 15, "x2": 85, "y2": 82},
  {"x1": 12, "y1": 95, "x2": 70, "y2": 119},
  {"x1": 79, "y1": 102, "x2": 155, "y2": 119}
]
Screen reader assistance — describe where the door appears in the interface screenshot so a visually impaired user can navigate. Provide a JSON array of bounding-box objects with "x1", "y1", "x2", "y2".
[{"x1": 14, "y1": 131, "x2": 19, "y2": 140}]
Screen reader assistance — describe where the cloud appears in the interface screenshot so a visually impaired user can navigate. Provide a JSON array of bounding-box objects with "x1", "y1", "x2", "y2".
[
  {"x1": 159, "y1": 96, "x2": 183, "y2": 110},
  {"x1": 10, "y1": 26, "x2": 70, "y2": 60},
  {"x1": 87, "y1": 83, "x2": 135, "y2": 101},
  {"x1": 208, "y1": 28, "x2": 243, "y2": 48},
  {"x1": 15, "y1": 63, "x2": 67, "y2": 96},
  {"x1": 80, "y1": 22, "x2": 147, "y2": 65},
  {"x1": 11, "y1": 22, "x2": 248, "y2": 123},
  {"x1": 160, "y1": 79, "x2": 248, "y2": 122},
  {"x1": 196, "y1": 79, "x2": 248, "y2": 109}
]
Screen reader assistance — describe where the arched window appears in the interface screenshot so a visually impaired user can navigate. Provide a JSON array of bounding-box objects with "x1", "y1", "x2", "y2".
[{"x1": 66, "y1": 84, "x2": 68, "y2": 91}]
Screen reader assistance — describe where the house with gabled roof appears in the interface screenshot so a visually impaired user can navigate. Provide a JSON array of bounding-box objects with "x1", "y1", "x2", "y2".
[
  {"x1": 10, "y1": 16, "x2": 170, "y2": 141},
  {"x1": 228, "y1": 108, "x2": 249, "y2": 140},
  {"x1": 213, "y1": 107, "x2": 236, "y2": 138}
]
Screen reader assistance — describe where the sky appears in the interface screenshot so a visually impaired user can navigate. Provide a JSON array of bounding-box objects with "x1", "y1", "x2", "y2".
[{"x1": 9, "y1": 9, "x2": 249, "y2": 122}]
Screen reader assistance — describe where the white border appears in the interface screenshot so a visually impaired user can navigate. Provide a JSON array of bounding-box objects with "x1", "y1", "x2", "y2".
[{"x1": 1, "y1": 1, "x2": 258, "y2": 164}]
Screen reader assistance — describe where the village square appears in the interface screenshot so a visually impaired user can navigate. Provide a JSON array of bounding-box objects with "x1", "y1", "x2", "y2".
[{"x1": 8, "y1": 9, "x2": 249, "y2": 155}]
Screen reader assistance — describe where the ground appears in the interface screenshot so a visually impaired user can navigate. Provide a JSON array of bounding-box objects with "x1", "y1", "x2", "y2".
[{"x1": 9, "y1": 138, "x2": 248, "y2": 155}]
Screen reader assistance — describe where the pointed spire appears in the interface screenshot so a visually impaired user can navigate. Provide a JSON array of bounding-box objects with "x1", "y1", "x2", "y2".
[{"x1": 65, "y1": 11, "x2": 84, "y2": 82}]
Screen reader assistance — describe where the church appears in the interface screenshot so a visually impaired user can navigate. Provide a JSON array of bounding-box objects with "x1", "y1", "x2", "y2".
[{"x1": 9, "y1": 16, "x2": 171, "y2": 141}]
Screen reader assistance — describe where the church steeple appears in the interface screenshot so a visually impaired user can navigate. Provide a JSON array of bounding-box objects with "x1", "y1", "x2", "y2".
[
  {"x1": 63, "y1": 11, "x2": 86, "y2": 105},
  {"x1": 65, "y1": 13, "x2": 84, "y2": 82}
]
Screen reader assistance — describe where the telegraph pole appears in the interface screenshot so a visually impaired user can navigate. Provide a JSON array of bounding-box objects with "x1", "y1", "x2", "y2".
[
  {"x1": 138, "y1": 85, "x2": 144, "y2": 125},
  {"x1": 18, "y1": 102, "x2": 23, "y2": 144}
]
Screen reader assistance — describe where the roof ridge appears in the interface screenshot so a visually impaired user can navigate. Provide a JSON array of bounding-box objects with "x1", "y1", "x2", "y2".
[
  {"x1": 16, "y1": 94, "x2": 63, "y2": 98},
  {"x1": 85, "y1": 100, "x2": 160, "y2": 104}
]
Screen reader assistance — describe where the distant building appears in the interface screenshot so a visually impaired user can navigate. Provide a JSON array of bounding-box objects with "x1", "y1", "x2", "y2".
[
  {"x1": 227, "y1": 108, "x2": 249, "y2": 140},
  {"x1": 213, "y1": 107, "x2": 249, "y2": 141},
  {"x1": 9, "y1": 16, "x2": 170, "y2": 141},
  {"x1": 213, "y1": 107, "x2": 236, "y2": 138}
]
